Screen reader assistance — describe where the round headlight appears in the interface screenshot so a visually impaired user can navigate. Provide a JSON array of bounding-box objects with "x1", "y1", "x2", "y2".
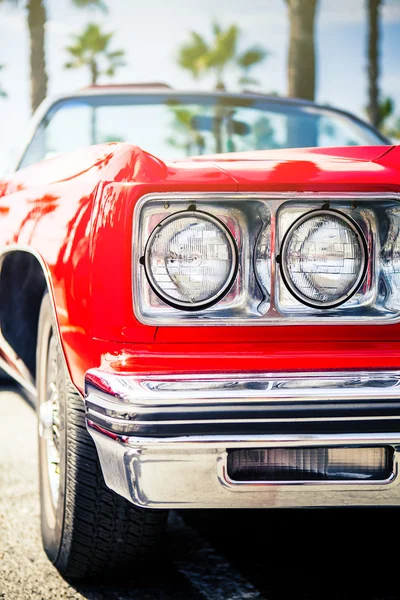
[
  {"x1": 280, "y1": 209, "x2": 367, "y2": 309},
  {"x1": 144, "y1": 210, "x2": 238, "y2": 310}
]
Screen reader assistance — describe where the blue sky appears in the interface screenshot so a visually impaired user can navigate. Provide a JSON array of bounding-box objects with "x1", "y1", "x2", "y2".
[{"x1": 0, "y1": 0, "x2": 399, "y2": 173}]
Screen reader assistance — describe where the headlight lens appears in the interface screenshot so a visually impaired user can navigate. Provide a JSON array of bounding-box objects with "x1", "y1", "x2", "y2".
[
  {"x1": 144, "y1": 210, "x2": 238, "y2": 310},
  {"x1": 280, "y1": 209, "x2": 367, "y2": 308}
]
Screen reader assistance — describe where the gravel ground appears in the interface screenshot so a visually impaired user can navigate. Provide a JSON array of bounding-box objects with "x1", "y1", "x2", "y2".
[
  {"x1": 1, "y1": 386, "x2": 400, "y2": 600},
  {"x1": 0, "y1": 388, "x2": 88, "y2": 599},
  {"x1": 0, "y1": 387, "x2": 262, "y2": 600}
]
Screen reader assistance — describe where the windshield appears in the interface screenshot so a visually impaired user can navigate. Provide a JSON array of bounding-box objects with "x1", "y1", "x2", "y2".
[{"x1": 18, "y1": 93, "x2": 386, "y2": 170}]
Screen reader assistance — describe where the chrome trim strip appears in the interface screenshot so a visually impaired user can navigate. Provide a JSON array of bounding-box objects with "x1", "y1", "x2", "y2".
[
  {"x1": 87, "y1": 422, "x2": 400, "y2": 508},
  {"x1": 132, "y1": 191, "x2": 400, "y2": 326},
  {"x1": 85, "y1": 397, "x2": 400, "y2": 417},
  {"x1": 88, "y1": 429, "x2": 400, "y2": 447},
  {"x1": 87, "y1": 409, "x2": 400, "y2": 426},
  {"x1": 85, "y1": 367, "x2": 400, "y2": 434},
  {"x1": 86, "y1": 368, "x2": 400, "y2": 404}
]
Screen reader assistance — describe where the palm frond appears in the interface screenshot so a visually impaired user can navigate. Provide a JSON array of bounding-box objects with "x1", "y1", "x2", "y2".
[
  {"x1": 176, "y1": 21, "x2": 269, "y2": 91},
  {"x1": 104, "y1": 66, "x2": 115, "y2": 77},
  {"x1": 379, "y1": 96, "x2": 394, "y2": 123},
  {"x1": 207, "y1": 24, "x2": 239, "y2": 69},
  {"x1": 212, "y1": 20, "x2": 222, "y2": 36},
  {"x1": 238, "y1": 74, "x2": 260, "y2": 87},
  {"x1": 64, "y1": 22, "x2": 125, "y2": 84},
  {"x1": 65, "y1": 43, "x2": 85, "y2": 58},
  {"x1": 237, "y1": 46, "x2": 268, "y2": 69},
  {"x1": 177, "y1": 31, "x2": 209, "y2": 77},
  {"x1": 107, "y1": 49, "x2": 125, "y2": 59},
  {"x1": 72, "y1": 0, "x2": 108, "y2": 12}
]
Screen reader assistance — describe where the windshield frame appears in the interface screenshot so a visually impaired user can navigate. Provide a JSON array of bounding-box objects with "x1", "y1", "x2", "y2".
[{"x1": 15, "y1": 91, "x2": 390, "y2": 171}]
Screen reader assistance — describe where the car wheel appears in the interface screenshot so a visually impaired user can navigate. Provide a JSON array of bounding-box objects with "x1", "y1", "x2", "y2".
[{"x1": 37, "y1": 292, "x2": 168, "y2": 581}]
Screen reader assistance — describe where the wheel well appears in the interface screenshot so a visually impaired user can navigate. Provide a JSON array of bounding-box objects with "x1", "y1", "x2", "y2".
[{"x1": 0, "y1": 251, "x2": 47, "y2": 378}]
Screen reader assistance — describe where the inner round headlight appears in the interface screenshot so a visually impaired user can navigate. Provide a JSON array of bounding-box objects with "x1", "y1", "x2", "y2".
[
  {"x1": 280, "y1": 209, "x2": 367, "y2": 308},
  {"x1": 144, "y1": 210, "x2": 238, "y2": 310}
]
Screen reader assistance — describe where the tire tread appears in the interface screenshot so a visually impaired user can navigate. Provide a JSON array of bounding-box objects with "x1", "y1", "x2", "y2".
[
  {"x1": 37, "y1": 293, "x2": 167, "y2": 582},
  {"x1": 57, "y1": 380, "x2": 167, "y2": 580}
]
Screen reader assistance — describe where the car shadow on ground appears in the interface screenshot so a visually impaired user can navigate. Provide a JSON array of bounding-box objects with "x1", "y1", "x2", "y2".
[
  {"x1": 65, "y1": 507, "x2": 398, "y2": 600},
  {"x1": 70, "y1": 567, "x2": 204, "y2": 600},
  {"x1": 184, "y1": 507, "x2": 397, "y2": 600}
]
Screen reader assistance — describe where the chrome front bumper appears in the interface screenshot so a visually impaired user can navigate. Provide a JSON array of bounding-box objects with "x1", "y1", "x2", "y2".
[{"x1": 84, "y1": 369, "x2": 400, "y2": 509}]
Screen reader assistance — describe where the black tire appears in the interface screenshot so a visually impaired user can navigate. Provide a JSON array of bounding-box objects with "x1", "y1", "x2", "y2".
[{"x1": 37, "y1": 293, "x2": 167, "y2": 581}]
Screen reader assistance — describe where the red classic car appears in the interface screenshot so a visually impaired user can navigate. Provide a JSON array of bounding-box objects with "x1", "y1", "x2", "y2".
[{"x1": 1, "y1": 85, "x2": 398, "y2": 581}]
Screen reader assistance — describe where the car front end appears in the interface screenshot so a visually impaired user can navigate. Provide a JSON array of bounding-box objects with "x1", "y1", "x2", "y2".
[{"x1": 84, "y1": 143, "x2": 400, "y2": 510}]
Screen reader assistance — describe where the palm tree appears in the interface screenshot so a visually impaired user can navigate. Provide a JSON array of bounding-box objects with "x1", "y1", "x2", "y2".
[
  {"x1": 177, "y1": 22, "x2": 267, "y2": 153},
  {"x1": 237, "y1": 47, "x2": 268, "y2": 88},
  {"x1": 177, "y1": 22, "x2": 267, "y2": 90},
  {"x1": 0, "y1": 65, "x2": 7, "y2": 97},
  {"x1": 366, "y1": 0, "x2": 382, "y2": 128},
  {"x1": 285, "y1": 0, "x2": 319, "y2": 101},
  {"x1": 64, "y1": 23, "x2": 126, "y2": 144},
  {"x1": 0, "y1": 0, "x2": 105, "y2": 114},
  {"x1": 64, "y1": 23, "x2": 126, "y2": 85}
]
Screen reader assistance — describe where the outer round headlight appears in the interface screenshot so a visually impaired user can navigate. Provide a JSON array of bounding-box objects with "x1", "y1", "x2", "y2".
[
  {"x1": 280, "y1": 209, "x2": 367, "y2": 309},
  {"x1": 144, "y1": 210, "x2": 238, "y2": 310}
]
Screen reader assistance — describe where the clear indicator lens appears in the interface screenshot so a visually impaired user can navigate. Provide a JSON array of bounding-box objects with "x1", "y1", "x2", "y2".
[
  {"x1": 227, "y1": 447, "x2": 390, "y2": 482},
  {"x1": 281, "y1": 211, "x2": 366, "y2": 307},
  {"x1": 145, "y1": 211, "x2": 237, "y2": 309}
]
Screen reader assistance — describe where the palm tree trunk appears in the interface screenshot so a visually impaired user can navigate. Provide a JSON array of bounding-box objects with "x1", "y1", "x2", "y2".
[
  {"x1": 366, "y1": 0, "x2": 381, "y2": 128},
  {"x1": 286, "y1": 0, "x2": 318, "y2": 101},
  {"x1": 90, "y1": 60, "x2": 99, "y2": 85},
  {"x1": 213, "y1": 113, "x2": 223, "y2": 153},
  {"x1": 91, "y1": 109, "x2": 97, "y2": 145},
  {"x1": 27, "y1": 0, "x2": 48, "y2": 114},
  {"x1": 89, "y1": 61, "x2": 98, "y2": 144}
]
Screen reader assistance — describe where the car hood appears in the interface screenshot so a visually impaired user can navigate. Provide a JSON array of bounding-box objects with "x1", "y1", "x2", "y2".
[
  {"x1": 169, "y1": 145, "x2": 400, "y2": 192},
  {"x1": 1, "y1": 143, "x2": 399, "y2": 197}
]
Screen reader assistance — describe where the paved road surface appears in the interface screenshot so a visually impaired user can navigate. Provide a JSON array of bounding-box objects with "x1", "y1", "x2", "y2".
[{"x1": 0, "y1": 386, "x2": 398, "y2": 600}]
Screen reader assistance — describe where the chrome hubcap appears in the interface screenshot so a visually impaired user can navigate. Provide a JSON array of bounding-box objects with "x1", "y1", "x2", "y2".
[{"x1": 39, "y1": 335, "x2": 61, "y2": 509}]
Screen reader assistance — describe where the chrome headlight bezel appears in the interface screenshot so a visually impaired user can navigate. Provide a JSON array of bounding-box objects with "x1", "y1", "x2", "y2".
[
  {"x1": 132, "y1": 192, "x2": 400, "y2": 326},
  {"x1": 143, "y1": 209, "x2": 239, "y2": 311},
  {"x1": 279, "y1": 208, "x2": 368, "y2": 310}
]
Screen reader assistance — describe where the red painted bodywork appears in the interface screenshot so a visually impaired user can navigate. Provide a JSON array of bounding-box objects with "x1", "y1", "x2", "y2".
[{"x1": 1, "y1": 142, "x2": 400, "y2": 393}]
